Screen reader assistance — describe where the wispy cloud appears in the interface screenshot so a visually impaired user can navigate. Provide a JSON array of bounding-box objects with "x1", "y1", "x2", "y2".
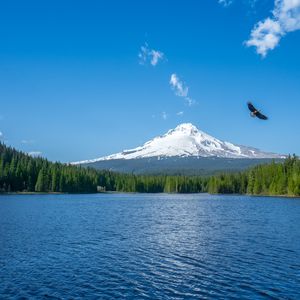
[
  {"x1": 161, "y1": 112, "x2": 168, "y2": 120},
  {"x1": 0, "y1": 131, "x2": 3, "y2": 139},
  {"x1": 169, "y1": 74, "x2": 196, "y2": 107},
  {"x1": 28, "y1": 151, "x2": 42, "y2": 157},
  {"x1": 246, "y1": 0, "x2": 300, "y2": 57},
  {"x1": 139, "y1": 43, "x2": 165, "y2": 66},
  {"x1": 21, "y1": 139, "x2": 35, "y2": 145},
  {"x1": 170, "y1": 74, "x2": 188, "y2": 97},
  {"x1": 248, "y1": 0, "x2": 258, "y2": 9},
  {"x1": 218, "y1": 0, "x2": 233, "y2": 7},
  {"x1": 219, "y1": 0, "x2": 259, "y2": 8},
  {"x1": 176, "y1": 111, "x2": 184, "y2": 116},
  {"x1": 185, "y1": 97, "x2": 196, "y2": 107}
]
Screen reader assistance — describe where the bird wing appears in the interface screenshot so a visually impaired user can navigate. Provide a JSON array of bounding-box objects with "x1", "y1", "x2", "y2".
[
  {"x1": 247, "y1": 102, "x2": 257, "y2": 112},
  {"x1": 256, "y1": 111, "x2": 268, "y2": 120}
]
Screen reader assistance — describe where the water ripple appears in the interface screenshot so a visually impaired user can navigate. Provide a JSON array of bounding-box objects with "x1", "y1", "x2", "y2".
[{"x1": 0, "y1": 194, "x2": 300, "y2": 299}]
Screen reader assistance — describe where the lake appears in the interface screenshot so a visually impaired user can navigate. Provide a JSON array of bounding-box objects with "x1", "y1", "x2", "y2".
[{"x1": 0, "y1": 194, "x2": 299, "y2": 299}]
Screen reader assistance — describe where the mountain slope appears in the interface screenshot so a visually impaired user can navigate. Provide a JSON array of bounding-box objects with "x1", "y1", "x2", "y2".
[
  {"x1": 81, "y1": 156, "x2": 284, "y2": 176},
  {"x1": 73, "y1": 123, "x2": 285, "y2": 175},
  {"x1": 75, "y1": 123, "x2": 284, "y2": 165}
]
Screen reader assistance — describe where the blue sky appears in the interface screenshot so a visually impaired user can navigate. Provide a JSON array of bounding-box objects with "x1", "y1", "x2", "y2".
[{"x1": 0, "y1": 0, "x2": 300, "y2": 162}]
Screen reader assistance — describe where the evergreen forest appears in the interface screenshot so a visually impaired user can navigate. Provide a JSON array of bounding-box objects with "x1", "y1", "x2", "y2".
[{"x1": 1, "y1": 143, "x2": 299, "y2": 196}]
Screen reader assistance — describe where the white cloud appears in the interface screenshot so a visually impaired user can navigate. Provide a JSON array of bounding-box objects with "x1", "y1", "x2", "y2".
[
  {"x1": 246, "y1": 18, "x2": 282, "y2": 56},
  {"x1": 176, "y1": 111, "x2": 184, "y2": 116},
  {"x1": 139, "y1": 43, "x2": 165, "y2": 66},
  {"x1": 246, "y1": 0, "x2": 300, "y2": 57},
  {"x1": 28, "y1": 151, "x2": 42, "y2": 157},
  {"x1": 218, "y1": 0, "x2": 233, "y2": 7},
  {"x1": 150, "y1": 50, "x2": 164, "y2": 66},
  {"x1": 169, "y1": 74, "x2": 196, "y2": 107},
  {"x1": 170, "y1": 74, "x2": 189, "y2": 97}
]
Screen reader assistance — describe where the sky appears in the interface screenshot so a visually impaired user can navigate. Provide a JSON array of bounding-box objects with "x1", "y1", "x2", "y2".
[{"x1": 0, "y1": 0, "x2": 300, "y2": 162}]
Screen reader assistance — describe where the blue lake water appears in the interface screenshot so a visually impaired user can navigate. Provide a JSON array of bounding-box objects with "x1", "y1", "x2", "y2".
[{"x1": 0, "y1": 194, "x2": 300, "y2": 299}]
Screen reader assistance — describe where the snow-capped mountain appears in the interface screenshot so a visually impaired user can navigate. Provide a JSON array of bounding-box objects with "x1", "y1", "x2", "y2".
[{"x1": 74, "y1": 123, "x2": 284, "y2": 165}]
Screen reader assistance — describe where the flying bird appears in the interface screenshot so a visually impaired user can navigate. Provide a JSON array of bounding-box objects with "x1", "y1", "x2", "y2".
[{"x1": 247, "y1": 102, "x2": 268, "y2": 120}]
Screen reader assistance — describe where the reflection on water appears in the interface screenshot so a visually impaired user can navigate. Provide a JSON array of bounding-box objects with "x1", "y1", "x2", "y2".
[{"x1": 0, "y1": 194, "x2": 300, "y2": 299}]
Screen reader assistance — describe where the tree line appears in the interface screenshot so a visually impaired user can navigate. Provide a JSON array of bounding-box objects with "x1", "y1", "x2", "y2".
[
  {"x1": 0, "y1": 143, "x2": 207, "y2": 193},
  {"x1": 0, "y1": 143, "x2": 299, "y2": 196},
  {"x1": 208, "y1": 155, "x2": 300, "y2": 196}
]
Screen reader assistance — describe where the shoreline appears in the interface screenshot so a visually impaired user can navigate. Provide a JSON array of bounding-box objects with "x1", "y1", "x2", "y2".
[{"x1": 0, "y1": 191, "x2": 299, "y2": 199}]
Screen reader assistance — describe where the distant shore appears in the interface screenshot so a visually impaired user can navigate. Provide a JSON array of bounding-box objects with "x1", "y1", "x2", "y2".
[
  {"x1": 0, "y1": 192, "x2": 65, "y2": 195},
  {"x1": 1, "y1": 191, "x2": 299, "y2": 199}
]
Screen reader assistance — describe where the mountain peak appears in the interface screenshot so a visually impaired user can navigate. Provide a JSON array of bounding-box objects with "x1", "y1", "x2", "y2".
[
  {"x1": 166, "y1": 123, "x2": 209, "y2": 137},
  {"x1": 174, "y1": 123, "x2": 198, "y2": 131},
  {"x1": 73, "y1": 123, "x2": 285, "y2": 164}
]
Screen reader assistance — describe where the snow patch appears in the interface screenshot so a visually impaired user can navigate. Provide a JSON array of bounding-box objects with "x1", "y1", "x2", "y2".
[{"x1": 73, "y1": 123, "x2": 284, "y2": 164}]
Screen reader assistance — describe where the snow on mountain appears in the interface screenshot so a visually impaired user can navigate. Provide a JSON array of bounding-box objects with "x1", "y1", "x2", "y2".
[{"x1": 74, "y1": 123, "x2": 284, "y2": 164}]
